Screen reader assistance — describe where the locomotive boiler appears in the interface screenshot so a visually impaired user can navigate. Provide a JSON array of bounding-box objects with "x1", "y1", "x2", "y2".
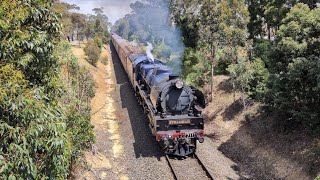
[{"x1": 111, "y1": 34, "x2": 206, "y2": 156}]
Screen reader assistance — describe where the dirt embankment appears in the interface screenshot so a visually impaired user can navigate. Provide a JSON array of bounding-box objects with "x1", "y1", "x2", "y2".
[
  {"x1": 71, "y1": 43, "x2": 174, "y2": 180},
  {"x1": 72, "y1": 44, "x2": 126, "y2": 179},
  {"x1": 204, "y1": 75, "x2": 319, "y2": 179}
]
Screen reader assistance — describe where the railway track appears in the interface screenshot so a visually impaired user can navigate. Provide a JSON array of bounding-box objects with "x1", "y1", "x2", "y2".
[{"x1": 165, "y1": 154, "x2": 214, "y2": 180}]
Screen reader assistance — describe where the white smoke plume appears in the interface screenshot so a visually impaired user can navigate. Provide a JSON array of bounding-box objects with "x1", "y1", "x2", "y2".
[
  {"x1": 110, "y1": 0, "x2": 185, "y2": 73},
  {"x1": 146, "y1": 42, "x2": 155, "y2": 63}
]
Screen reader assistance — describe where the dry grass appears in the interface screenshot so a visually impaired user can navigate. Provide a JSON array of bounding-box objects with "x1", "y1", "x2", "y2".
[
  {"x1": 204, "y1": 75, "x2": 317, "y2": 179},
  {"x1": 72, "y1": 45, "x2": 128, "y2": 179}
]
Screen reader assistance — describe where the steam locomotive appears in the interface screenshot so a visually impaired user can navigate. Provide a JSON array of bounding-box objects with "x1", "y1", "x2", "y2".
[{"x1": 111, "y1": 34, "x2": 206, "y2": 156}]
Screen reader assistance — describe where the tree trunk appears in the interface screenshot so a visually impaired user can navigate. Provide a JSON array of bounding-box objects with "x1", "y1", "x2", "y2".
[
  {"x1": 210, "y1": 43, "x2": 215, "y2": 103},
  {"x1": 211, "y1": 62, "x2": 214, "y2": 102},
  {"x1": 233, "y1": 82, "x2": 236, "y2": 103},
  {"x1": 268, "y1": 24, "x2": 271, "y2": 40},
  {"x1": 241, "y1": 87, "x2": 246, "y2": 111}
]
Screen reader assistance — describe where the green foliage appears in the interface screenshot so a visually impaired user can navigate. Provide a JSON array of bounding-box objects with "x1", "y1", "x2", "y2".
[
  {"x1": 182, "y1": 48, "x2": 211, "y2": 87},
  {"x1": 247, "y1": 59, "x2": 270, "y2": 100},
  {"x1": 167, "y1": 0, "x2": 251, "y2": 84},
  {"x1": 0, "y1": 0, "x2": 61, "y2": 92},
  {"x1": 112, "y1": 0, "x2": 184, "y2": 64},
  {"x1": 227, "y1": 58, "x2": 252, "y2": 94},
  {"x1": 53, "y1": 2, "x2": 111, "y2": 41},
  {"x1": 0, "y1": 65, "x2": 70, "y2": 179},
  {"x1": 0, "y1": 1, "x2": 95, "y2": 178},
  {"x1": 55, "y1": 41, "x2": 95, "y2": 166},
  {"x1": 214, "y1": 47, "x2": 238, "y2": 74},
  {"x1": 252, "y1": 39, "x2": 273, "y2": 67},
  {"x1": 267, "y1": 3, "x2": 320, "y2": 127},
  {"x1": 171, "y1": 0, "x2": 201, "y2": 48},
  {"x1": 94, "y1": 35, "x2": 103, "y2": 49},
  {"x1": 227, "y1": 57, "x2": 269, "y2": 101},
  {"x1": 113, "y1": 18, "x2": 130, "y2": 40},
  {"x1": 0, "y1": 1, "x2": 73, "y2": 178},
  {"x1": 102, "y1": 31, "x2": 111, "y2": 44},
  {"x1": 247, "y1": 0, "x2": 319, "y2": 40},
  {"x1": 84, "y1": 40, "x2": 101, "y2": 66},
  {"x1": 153, "y1": 42, "x2": 171, "y2": 60},
  {"x1": 247, "y1": 0, "x2": 265, "y2": 39}
]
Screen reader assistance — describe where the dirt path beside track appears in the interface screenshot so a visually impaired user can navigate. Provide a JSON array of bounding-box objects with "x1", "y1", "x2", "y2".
[
  {"x1": 72, "y1": 45, "x2": 128, "y2": 179},
  {"x1": 72, "y1": 44, "x2": 173, "y2": 179}
]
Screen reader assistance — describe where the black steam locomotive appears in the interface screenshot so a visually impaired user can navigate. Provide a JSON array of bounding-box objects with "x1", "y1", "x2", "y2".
[{"x1": 111, "y1": 34, "x2": 206, "y2": 156}]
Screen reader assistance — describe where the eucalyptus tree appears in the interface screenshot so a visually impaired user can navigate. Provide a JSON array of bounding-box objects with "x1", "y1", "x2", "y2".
[
  {"x1": 0, "y1": 0, "x2": 95, "y2": 178},
  {"x1": 268, "y1": 3, "x2": 320, "y2": 126},
  {"x1": 170, "y1": 0, "x2": 201, "y2": 48},
  {"x1": 198, "y1": 0, "x2": 249, "y2": 101},
  {"x1": 0, "y1": 0, "x2": 70, "y2": 178}
]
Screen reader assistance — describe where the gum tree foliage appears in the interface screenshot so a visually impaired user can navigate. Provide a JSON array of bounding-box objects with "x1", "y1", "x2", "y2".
[
  {"x1": 0, "y1": 65, "x2": 70, "y2": 179},
  {"x1": 51, "y1": 2, "x2": 77, "y2": 37},
  {"x1": 84, "y1": 39, "x2": 102, "y2": 66},
  {"x1": 70, "y1": 12, "x2": 86, "y2": 40},
  {"x1": 246, "y1": 0, "x2": 297, "y2": 39},
  {"x1": 171, "y1": 0, "x2": 209, "y2": 87},
  {"x1": 182, "y1": 48, "x2": 211, "y2": 87},
  {"x1": 267, "y1": 3, "x2": 320, "y2": 127},
  {"x1": 0, "y1": 0, "x2": 69, "y2": 178},
  {"x1": 228, "y1": 58, "x2": 269, "y2": 102},
  {"x1": 52, "y1": 3, "x2": 111, "y2": 42},
  {"x1": 170, "y1": 0, "x2": 201, "y2": 48},
  {"x1": 0, "y1": 0, "x2": 61, "y2": 97},
  {"x1": 0, "y1": 0, "x2": 95, "y2": 178},
  {"x1": 91, "y1": 7, "x2": 111, "y2": 43},
  {"x1": 246, "y1": 0, "x2": 320, "y2": 40},
  {"x1": 213, "y1": 0, "x2": 250, "y2": 66},
  {"x1": 171, "y1": 0, "x2": 249, "y2": 89},
  {"x1": 55, "y1": 42, "x2": 95, "y2": 164}
]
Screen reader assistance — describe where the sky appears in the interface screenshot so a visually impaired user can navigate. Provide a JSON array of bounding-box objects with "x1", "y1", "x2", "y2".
[{"x1": 61, "y1": 0, "x2": 137, "y2": 24}]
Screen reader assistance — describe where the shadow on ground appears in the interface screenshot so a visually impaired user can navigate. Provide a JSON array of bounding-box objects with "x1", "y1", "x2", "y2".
[
  {"x1": 218, "y1": 111, "x2": 316, "y2": 179},
  {"x1": 217, "y1": 78, "x2": 233, "y2": 93}
]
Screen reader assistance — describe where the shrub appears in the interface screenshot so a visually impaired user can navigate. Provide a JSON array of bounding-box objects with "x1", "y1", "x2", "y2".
[
  {"x1": 0, "y1": 0, "x2": 96, "y2": 177},
  {"x1": 102, "y1": 31, "x2": 110, "y2": 44},
  {"x1": 253, "y1": 39, "x2": 272, "y2": 67},
  {"x1": 227, "y1": 57, "x2": 269, "y2": 101},
  {"x1": 247, "y1": 58, "x2": 269, "y2": 101},
  {"x1": 214, "y1": 47, "x2": 236, "y2": 75},
  {"x1": 0, "y1": 1, "x2": 73, "y2": 178},
  {"x1": 84, "y1": 40, "x2": 101, "y2": 66},
  {"x1": 94, "y1": 35, "x2": 103, "y2": 49},
  {"x1": 55, "y1": 41, "x2": 95, "y2": 168},
  {"x1": 0, "y1": 65, "x2": 71, "y2": 178}
]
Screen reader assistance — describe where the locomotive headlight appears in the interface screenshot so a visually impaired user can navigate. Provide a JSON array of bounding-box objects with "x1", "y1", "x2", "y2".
[{"x1": 175, "y1": 80, "x2": 184, "y2": 89}]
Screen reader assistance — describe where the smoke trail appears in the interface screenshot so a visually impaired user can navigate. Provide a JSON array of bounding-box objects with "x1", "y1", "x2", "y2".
[
  {"x1": 112, "y1": 0, "x2": 185, "y2": 74},
  {"x1": 146, "y1": 42, "x2": 155, "y2": 63}
]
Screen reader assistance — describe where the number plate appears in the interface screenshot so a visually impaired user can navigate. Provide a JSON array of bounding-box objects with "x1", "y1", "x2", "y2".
[{"x1": 169, "y1": 120, "x2": 191, "y2": 125}]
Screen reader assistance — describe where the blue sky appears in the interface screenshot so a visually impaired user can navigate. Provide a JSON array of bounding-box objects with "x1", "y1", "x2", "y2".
[{"x1": 61, "y1": 0, "x2": 137, "y2": 24}]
